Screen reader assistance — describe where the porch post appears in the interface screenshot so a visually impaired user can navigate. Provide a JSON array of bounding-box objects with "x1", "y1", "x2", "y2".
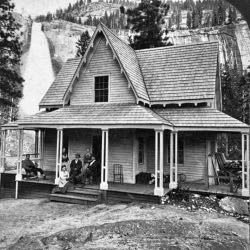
[
  {"x1": 39, "y1": 130, "x2": 45, "y2": 169},
  {"x1": 242, "y1": 133, "x2": 250, "y2": 196},
  {"x1": 0, "y1": 130, "x2": 7, "y2": 173},
  {"x1": 16, "y1": 129, "x2": 24, "y2": 181},
  {"x1": 154, "y1": 130, "x2": 164, "y2": 196},
  {"x1": 55, "y1": 128, "x2": 63, "y2": 184},
  {"x1": 169, "y1": 131, "x2": 178, "y2": 189},
  {"x1": 35, "y1": 130, "x2": 39, "y2": 158},
  {"x1": 100, "y1": 129, "x2": 109, "y2": 190}
]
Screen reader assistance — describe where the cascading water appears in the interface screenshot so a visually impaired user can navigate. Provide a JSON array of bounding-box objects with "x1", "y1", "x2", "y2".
[{"x1": 20, "y1": 22, "x2": 54, "y2": 115}]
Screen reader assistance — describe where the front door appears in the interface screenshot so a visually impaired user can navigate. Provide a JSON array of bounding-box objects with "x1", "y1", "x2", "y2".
[{"x1": 92, "y1": 135, "x2": 102, "y2": 162}]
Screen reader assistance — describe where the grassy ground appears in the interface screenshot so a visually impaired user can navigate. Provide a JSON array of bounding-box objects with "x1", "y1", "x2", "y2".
[{"x1": 0, "y1": 198, "x2": 248, "y2": 250}]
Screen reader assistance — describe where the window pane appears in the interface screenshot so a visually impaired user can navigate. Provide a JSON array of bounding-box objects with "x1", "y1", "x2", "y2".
[{"x1": 95, "y1": 76, "x2": 109, "y2": 102}]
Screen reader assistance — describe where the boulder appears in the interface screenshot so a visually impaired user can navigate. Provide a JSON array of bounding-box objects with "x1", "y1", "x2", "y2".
[{"x1": 219, "y1": 197, "x2": 249, "y2": 215}]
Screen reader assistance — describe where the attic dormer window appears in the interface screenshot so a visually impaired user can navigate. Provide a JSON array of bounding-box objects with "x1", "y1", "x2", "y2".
[{"x1": 94, "y1": 76, "x2": 109, "y2": 102}]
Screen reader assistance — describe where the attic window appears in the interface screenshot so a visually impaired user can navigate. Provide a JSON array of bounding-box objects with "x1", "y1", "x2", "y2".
[{"x1": 95, "y1": 76, "x2": 109, "y2": 102}]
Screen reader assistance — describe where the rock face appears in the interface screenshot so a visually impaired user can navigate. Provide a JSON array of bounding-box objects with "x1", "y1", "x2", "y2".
[
  {"x1": 219, "y1": 197, "x2": 249, "y2": 215},
  {"x1": 43, "y1": 20, "x2": 250, "y2": 75},
  {"x1": 169, "y1": 23, "x2": 250, "y2": 72},
  {"x1": 43, "y1": 21, "x2": 95, "y2": 74}
]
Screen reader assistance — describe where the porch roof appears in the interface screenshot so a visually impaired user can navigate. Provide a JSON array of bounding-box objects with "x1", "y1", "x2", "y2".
[
  {"x1": 153, "y1": 107, "x2": 249, "y2": 132},
  {"x1": 16, "y1": 103, "x2": 172, "y2": 129}
]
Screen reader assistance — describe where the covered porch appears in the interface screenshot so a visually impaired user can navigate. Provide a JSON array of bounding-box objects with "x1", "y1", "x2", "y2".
[{"x1": 1, "y1": 105, "x2": 250, "y2": 199}]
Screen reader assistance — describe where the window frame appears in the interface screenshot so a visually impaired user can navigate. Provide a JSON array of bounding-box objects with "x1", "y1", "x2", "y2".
[{"x1": 93, "y1": 74, "x2": 110, "y2": 103}]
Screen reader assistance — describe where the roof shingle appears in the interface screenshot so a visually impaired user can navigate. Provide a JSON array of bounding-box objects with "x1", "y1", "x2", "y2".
[
  {"x1": 136, "y1": 42, "x2": 219, "y2": 102},
  {"x1": 39, "y1": 57, "x2": 82, "y2": 107},
  {"x1": 153, "y1": 107, "x2": 248, "y2": 129},
  {"x1": 19, "y1": 103, "x2": 169, "y2": 126}
]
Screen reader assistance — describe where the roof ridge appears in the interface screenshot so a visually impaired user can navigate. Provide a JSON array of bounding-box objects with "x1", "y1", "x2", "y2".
[
  {"x1": 100, "y1": 22, "x2": 135, "y2": 53},
  {"x1": 136, "y1": 41, "x2": 219, "y2": 53}
]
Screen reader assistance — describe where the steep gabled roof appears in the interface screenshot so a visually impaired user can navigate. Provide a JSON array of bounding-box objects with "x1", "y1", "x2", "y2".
[
  {"x1": 39, "y1": 57, "x2": 81, "y2": 107},
  {"x1": 39, "y1": 24, "x2": 219, "y2": 108},
  {"x1": 99, "y1": 23, "x2": 149, "y2": 102},
  {"x1": 136, "y1": 42, "x2": 219, "y2": 103}
]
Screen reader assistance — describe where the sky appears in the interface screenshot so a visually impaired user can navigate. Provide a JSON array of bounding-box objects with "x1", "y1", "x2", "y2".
[{"x1": 13, "y1": 0, "x2": 79, "y2": 17}]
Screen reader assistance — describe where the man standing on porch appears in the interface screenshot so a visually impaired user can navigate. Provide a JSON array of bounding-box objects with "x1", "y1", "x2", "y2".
[{"x1": 69, "y1": 153, "x2": 82, "y2": 185}]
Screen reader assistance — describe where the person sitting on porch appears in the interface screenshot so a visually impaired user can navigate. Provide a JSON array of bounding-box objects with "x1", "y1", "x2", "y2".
[
  {"x1": 22, "y1": 154, "x2": 46, "y2": 178},
  {"x1": 83, "y1": 148, "x2": 92, "y2": 165},
  {"x1": 82, "y1": 156, "x2": 100, "y2": 184},
  {"x1": 52, "y1": 165, "x2": 71, "y2": 194},
  {"x1": 69, "y1": 153, "x2": 83, "y2": 185}
]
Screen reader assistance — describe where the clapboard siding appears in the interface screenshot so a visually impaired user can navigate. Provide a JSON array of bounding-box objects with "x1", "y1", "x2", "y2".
[
  {"x1": 71, "y1": 35, "x2": 135, "y2": 105},
  {"x1": 67, "y1": 129, "x2": 94, "y2": 161},
  {"x1": 147, "y1": 132, "x2": 207, "y2": 181},
  {"x1": 181, "y1": 135, "x2": 206, "y2": 181},
  {"x1": 43, "y1": 129, "x2": 57, "y2": 171},
  {"x1": 67, "y1": 129, "x2": 134, "y2": 183},
  {"x1": 108, "y1": 130, "x2": 134, "y2": 183}
]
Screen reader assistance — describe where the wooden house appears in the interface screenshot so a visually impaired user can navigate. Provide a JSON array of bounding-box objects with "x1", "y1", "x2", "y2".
[{"x1": 0, "y1": 23, "x2": 249, "y2": 202}]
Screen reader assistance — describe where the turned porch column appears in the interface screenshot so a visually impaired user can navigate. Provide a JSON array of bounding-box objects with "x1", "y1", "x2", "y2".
[
  {"x1": 242, "y1": 133, "x2": 250, "y2": 196},
  {"x1": 39, "y1": 130, "x2": 45, "y2": 169},
  {"x1": 16, "y1": 129, "x2": 24, "y2": 182},
  {"x1": 55, "y1": 128, "x2": 63, "y2": 184},
  {"x1": 169, "y1": 131, "x2": 178, "y2": 189},
  {"x1": 0, "y1": 130, "x2": 7, "y2": 173},
  {"x1": 100, "y1": 129, "x2": 109, "y2": 190},
  {"x1": 35, "y1": 130, "x2": 39, "y2": 158},
  {"x1": 154, "y1": 130, "x2": 164, "y2": 196}
]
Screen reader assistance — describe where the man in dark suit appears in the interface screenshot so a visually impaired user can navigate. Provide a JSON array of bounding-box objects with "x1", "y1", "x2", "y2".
[
  {"x1": 69, "y1": 153, "x2": 83, "y2": 185},
  {"x1": 82, "y1": 156, "x2": 100, "y2": 184},
  {"x1": 22, "y1": 154, "x2": 45, "y2": 178}
]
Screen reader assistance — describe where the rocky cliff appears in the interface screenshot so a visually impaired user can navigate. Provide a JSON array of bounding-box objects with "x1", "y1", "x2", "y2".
[
  {"x1": 43, "y1": 20, "x2": 95, "y2": 74},
  {"x1": 42, "y1": 20, "x2": 250, "y2": 74},
  {"x1": 168, "y1": 22, "x2": 250, "y2": 72}
]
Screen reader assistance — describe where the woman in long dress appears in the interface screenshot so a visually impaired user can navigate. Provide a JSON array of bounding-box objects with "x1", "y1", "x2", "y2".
[{"x1": 52, "y1": 165, "x2": 71, "y2": 194}]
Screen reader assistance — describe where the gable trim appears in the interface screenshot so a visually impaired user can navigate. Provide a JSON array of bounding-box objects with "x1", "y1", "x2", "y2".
[{"x1": 62, "y1": 37, "x2": 103, "y2": 106}]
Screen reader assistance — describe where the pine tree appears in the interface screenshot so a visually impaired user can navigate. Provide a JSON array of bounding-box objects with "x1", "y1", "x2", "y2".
[
  {"x1": 127, "y1": 0, "x2": 171, "y2": 50},
  {"x1": 212, "y1": 8, "x2": 218, "y2": 26},
  {"x1": 76, "y1": 30, "x2": 91, "y2": 57},
  {"x1": 0, "y1": 0, "x2": 23, "y2": 123},
  {"x1": 221, "y1": 62, "x2": 248, "y2": 122},
  {"x1": 187, "y1": 11, "x2": 192, "y2": 29},
  {"x1": 192, "y1": 8, "x2": 200, "y2": 29},
  {"x1": 217, "y1": 0, "x2": 226, "y2": 25}
]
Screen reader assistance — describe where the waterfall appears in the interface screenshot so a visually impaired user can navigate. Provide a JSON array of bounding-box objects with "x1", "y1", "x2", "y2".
[{"x1": 20, "y1": 22, "x2": 55, "y2": 116}]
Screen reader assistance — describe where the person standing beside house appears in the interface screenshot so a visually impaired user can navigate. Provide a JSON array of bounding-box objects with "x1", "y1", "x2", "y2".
[
  {"x1": 69, "y1": 153, "x2": 83, "y2": 185},
  {"x1": 22, "y1": 154, "x2": 46, "y2": 178}
]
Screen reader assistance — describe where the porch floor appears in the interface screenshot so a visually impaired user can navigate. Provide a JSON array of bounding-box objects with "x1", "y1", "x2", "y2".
[
  {"x1": 4, "y1": 170, "x2": 169, "y2": 196},
  {"x1": 180, "y1": 182, "x2": 242, "y2": 197},
  {"x1": 3, "y1": 170, "x2": 242, "y2": 197}
]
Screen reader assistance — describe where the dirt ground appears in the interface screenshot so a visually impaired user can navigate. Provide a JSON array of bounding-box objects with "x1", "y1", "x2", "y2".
[{"x1": 0, "y1": 198, "x2": 249, "y2": 250}]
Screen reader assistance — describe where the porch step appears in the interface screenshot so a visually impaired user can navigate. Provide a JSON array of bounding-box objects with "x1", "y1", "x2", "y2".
[
  {"x1": 49, "y1": 187, "x2": 101, "y2": 205},
  {"x1": 67, "y1": 188, "x2": 100, "y2": 199},
  {"x1": 49, "y1": 193, "x2": 98, "y2": 205}
]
